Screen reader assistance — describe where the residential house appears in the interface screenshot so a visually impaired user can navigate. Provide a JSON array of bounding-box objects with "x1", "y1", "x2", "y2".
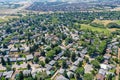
[
  {"x1": 103, "y1": 54, "x2": 111, "y2": 60},
  {"x1": 55, "y1": 75, "x2": 69, "y2": 80},
  {"x1": 98, "y1": 69, "x2": 106, "y2": 76},
  {"x1": 100, "y1": 64, "x2": 112, "y2": 70},
  {"x1": 9, "y1": 58, "x2": 17, "y2": 62},
  {"x1": 49, "y1": 60, "x2": 56, "y2": 66},
  {"x1": 45, "y1": 64, "x2": 52, "y2": 71},
  {"x1": 67, "y1": 71, "x2": 74, "y2": 78},
  {"x1": 3, "y1": 71, "x2": 13, "y2": 79},
  {"x1": 58, "y1": 68, "x2": 65, "y2": 74},
  {"x1": 70, "y1": 66, "x2": 78, "y2": 72},
  {"x1": 10, "y1": 48, "x2": 18, "y2": 52},
  {"x1": 73, "y1": 58, "x2": 83, "y2": 66},
  {"x1": 26, "y1": 54, "x2": 33, "y2": 61},
  {"x1": 23, "y1": 70, "x2": 31, "y2": 76},
  {"x1": 17, "y1": 57, "x2": 26, "y2": 61},
  {"x1": 96, "y1": 73, "x2": 105, "y2": 80},
  {"x1": 46, "y1": 70, "x2": 51, "y2": 76}
]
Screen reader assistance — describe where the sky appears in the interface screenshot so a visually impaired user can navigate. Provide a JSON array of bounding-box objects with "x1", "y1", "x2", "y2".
[
  {"x1": 0, "y1": 0, "x2": 96, "y2": 2},
  {"x1": 0, "y1": 0, "x2": 118, "y2": 2}
]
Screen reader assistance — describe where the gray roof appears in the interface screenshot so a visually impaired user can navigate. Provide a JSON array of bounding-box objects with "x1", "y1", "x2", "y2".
[
  {"x1": 45, "y1": 64, "x2": 52, "y2": 71},
  {"x1": 70, "y1": 66, "x2": 78, "y2": 72},
  {"x1": 103, "y1": 54, "x2": 111, "y2": 60},
  {"x1": 0, "y1": 48, "x2": 10, "y2": 52},
  {"x1": 46, "y1": 70, "x2": 51, "y2": 75},
  {"x1": 10, "y1": 48, "x2": 18, "y2": 52},
  {"x1": 67, "y1": 71, "x2": 74, "y2": 78},
  {"x1": 54, "y1": 56, "x2": 59, "y2": 60},
  {"x1": 17, "y1": 58, "x2": 25, "y2": 61},
  {"x1": 73, "y1": 58, "x2": 83, "y2": 66},
  {"x1": 3, "y1": 57, "x2": 7, "y2": 62},
  {"x1": 56, "y1": 75, "x2": 69, "y2": 80},
  {"x1": 49, "y1": 60, "x2": 56, "y2": 66},
  {"x1": 19, "y1": 47, "x2": 25, "y2": 51},
  {"x1": 0, "y1": 58, "x2": 1, "y2": 63},
  {"x1": 9, "y1": 58, "x2": 17, "y2": 62},
  {"x1": 26, "y1": 54, "x2": 33, "y2": 60},
  {"x1": 58, "y1": 51, "x2": 64, "y2": 57},
  {"x1": 112, "y1": 42, "x2": 119, "y2": 45},
  {"x1": 23, "y1": 70, "x2": 31, "y2": 76},
  {"x1": 0, "y1": 72, "x2": 3, "y2": 77},
  {"x1": 61, "y1": 57, "x2": 68, "y2": 60},
  {"x1": 98, "y1": 69, "x2": 106, "y2": 76},
  {"x1": 3, "y1": 71, "x2": 13, "y2": 78},
  {"x1": 81, "y1": 48, "x2": 87, "y2": 54},
  {"x1": 59, "y1": 68, "x2": 65, "y2": 74}
]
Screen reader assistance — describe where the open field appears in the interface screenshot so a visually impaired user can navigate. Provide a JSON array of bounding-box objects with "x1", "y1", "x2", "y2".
[
  {"x1": 0, "y1": 16, "x2": 19, "y2": 23},
  {"x1": 93, "y1": 20, "x2": 120, "y2": 32},
  {"x1": 93, "y1": 19, "x2": 120, "y2": 26},
  {"x1": 93, "y1": 19, "x2": 114, "y2": 26},
  {"x1": 81, "y1": 24, "x2": 110, "y2": 35},
  {"x1": 81, "y1": 24, "x2": 120, "y2": 33}
]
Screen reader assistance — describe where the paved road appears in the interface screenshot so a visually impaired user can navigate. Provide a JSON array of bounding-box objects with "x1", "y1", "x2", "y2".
[{"x1": 116, "y1": 48, "x2": 120, "y2": 80}]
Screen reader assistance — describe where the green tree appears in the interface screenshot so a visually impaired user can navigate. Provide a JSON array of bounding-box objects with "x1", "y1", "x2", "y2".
[
  {"x1": 46, "y1": 50, "x2": 55, "y2": 59},
  {"x1": 27, "y1": 64, "x2": 31, "y2": 70},
  {"x1": 33, "y1": 56, "x2": 39, "y2": 63},
  {"x1": 75, "y1": 67, "x2": 84, "y2": 76},
  {"x1": 41, "y1": 50, "x2": 45, "y2": 56},
  {"x1": 95, "y1": 55, "x2": 104, "y2": 63},
  {"x1": 107, "y1": 23, "x2": 120, "y2": 28},
  {"x1": 91, "y1": 60, "x2": 100, "y2": 69},
  {"x1": 39, "y1": 61, "x2": 45, "y2": 67},
  {"x1": 35, "y1": 72, "x2": 48, "y2": 80},
  {"x1": 1, "y1": 77, "x2": 5, "y2": 80},
  {"x1": 54, "y1": 47, "x2": 61, "y2": 55},
  {"x1": 45, "y1": 57, "x2": 49, "y2": 64},
  {"x1": 6, "y1": 65, "x2": 11, "y2": 71},
  {"x1": 78, "y1": 61, "x2": 83, "y2": 67},
  {"x1": 83, "y1": 73, "x2": 93, "y2": 80},
  {"x1": 63, "y1": 49, "x2": 71, "y2": 58},
  {"x1": 65, "y1": 37, "x2": 73, "y2": 45},
  {"x1": 62, "y1": 60, "x2": 68, "y2": 69},
  {"x1": 1, "y1": 57, "x2": 6, "y2": 66},
  {"x1": 7, "y1": 58, "x2": 11, "y2": 65},
  {"x1": 71, "y1": 53, "x2": 76, "y2": 62},
  {"x1": 16, "y1": 71, "x2": 24, "y2": 80}
]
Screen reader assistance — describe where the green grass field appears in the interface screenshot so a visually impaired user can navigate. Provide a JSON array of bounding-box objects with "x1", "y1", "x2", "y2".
[
  {"x1": 81, "y1": 24, "x2": 110, "y2": 35},
  {"x1": 0, "y1": 18, "x2": 7, "y2": 23}
]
